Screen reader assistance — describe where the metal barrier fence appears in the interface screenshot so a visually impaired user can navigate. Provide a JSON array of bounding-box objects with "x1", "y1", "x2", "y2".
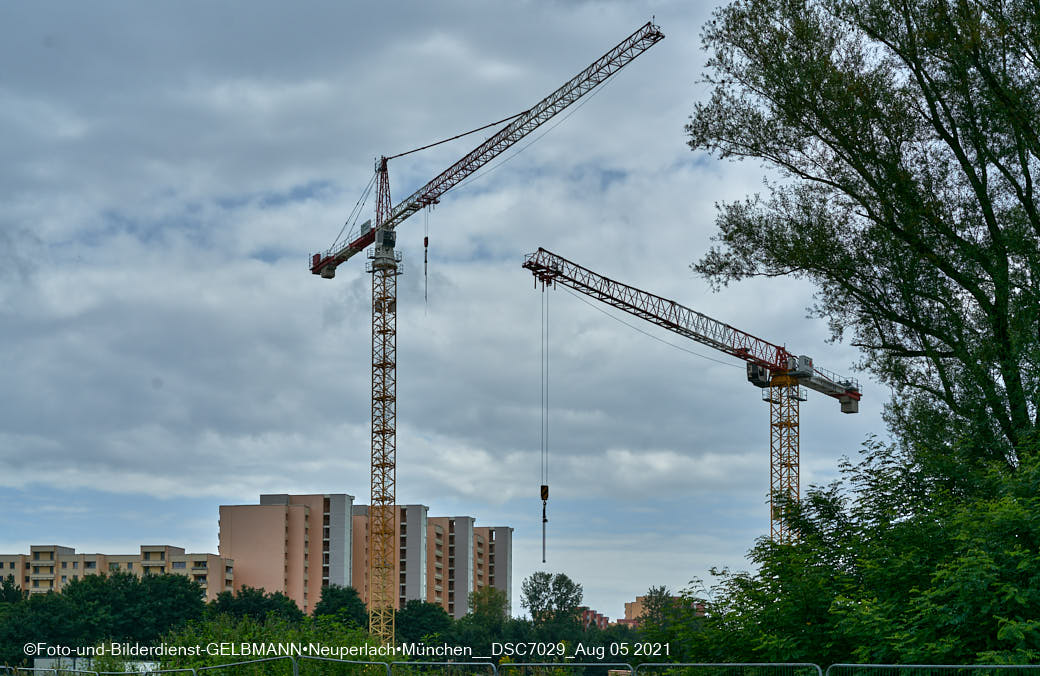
[
  {"x1": 826, "y1": 666, "x2": 1040, "y2": 676},
  {"x1": 636, "y1": 664, "x2": 823, "y2": 676},
  {"x1": 298, "y1": 655, "x2": 391, "y2": 676},
  {"x1": 389, "y1": 661, "x2": 496, "y2": 676},
  {"x1": 499, "y1": 662, "x2": 633, "y2": 676},
  {"x1": 9, "y1": 661, "x2": 1040, "y2": 676}
]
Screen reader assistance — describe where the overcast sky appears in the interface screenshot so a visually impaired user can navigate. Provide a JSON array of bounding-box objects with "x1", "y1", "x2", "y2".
[{"x1": 0, "y1": 1, "x2": 886, "y2": 621}]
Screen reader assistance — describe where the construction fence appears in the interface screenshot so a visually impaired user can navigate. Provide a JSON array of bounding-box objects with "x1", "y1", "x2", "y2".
[{"x1": 3, "y1": 659, "x2": 1040, "y2": 676}]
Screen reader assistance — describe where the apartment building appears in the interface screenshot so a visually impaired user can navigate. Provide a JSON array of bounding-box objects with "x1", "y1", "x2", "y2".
[
  {"x1": 350, "y1": 504, "x2": 428, "y2": 612},
  {"x1": 218, "y1": 493, "x2": 353, "y2": 615},
  {"x1": 216, "y1": 494, "x2": 511, "y2": 618},
  {"x1": 474, "y1": 526, "x2": 513, "y2": 616},
  {"x1": 0, "y1": 544, "x2": 232, "y2": 601},
  {"x1": 350, "y1": 507, "x2": 513, "y2": 620}
]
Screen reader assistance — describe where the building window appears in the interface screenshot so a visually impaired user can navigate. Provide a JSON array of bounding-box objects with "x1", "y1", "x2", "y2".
[
  {"x1": 172, "y1": 561, "x2": 186, "y2": 569},
  {"x1": 32, "y1": 580, "x2": 39, "y2": 588},
  {"x1": 61, "y1": 561, "x2": 67, "y2": 569},
  {"x1": 73, "y1": 575, "x2": 79, "y2": 580},
  {"x1": 73, "y1": 561, "x2": 78, "y2": 569},
  {"x1": 126, "y1": 562, "x2": 132, "y2": 570},
  {"x1": 0, "y1": 562, "x2": 4, "y2": 569},
  {"x1": 110, "y1": 563, "x2": 120, "y2": 572},
  {"x1": 61, "y1": 576, "x2": 67, "y2": 583},
  {"x1": 85, "y1": 561, "x2": 96, "y2": 569}
]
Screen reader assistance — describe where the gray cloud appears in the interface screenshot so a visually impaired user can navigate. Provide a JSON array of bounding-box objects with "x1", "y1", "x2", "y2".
[{"x1": 0, "y1": 0, "x2": 883, "y2": 619}]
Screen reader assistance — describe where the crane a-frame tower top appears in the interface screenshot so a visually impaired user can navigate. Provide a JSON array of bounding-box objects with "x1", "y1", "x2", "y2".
[
  {"x1": 310, "y1": 24, "x2": 664, "y2": 644},
  {"x1": 523, "y1": 247, "x2": 861, "y2": 542}
]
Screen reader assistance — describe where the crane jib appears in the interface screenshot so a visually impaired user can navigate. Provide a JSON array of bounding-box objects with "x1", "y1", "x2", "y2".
[
  {"x1": 311, "y1": 21, "x2": 664, "y2": 277},
  {"x1": 521, "y1": 247, "x2": 862, "y2": 409}
]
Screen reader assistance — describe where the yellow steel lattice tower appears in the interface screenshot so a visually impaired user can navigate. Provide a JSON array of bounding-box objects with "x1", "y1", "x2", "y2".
[
  {"x1": 367, "y1": 160, "x2": 399, "y2": 643},
  {"x1": 767, "y1": 374, "x2": 802, "y2": 543}
]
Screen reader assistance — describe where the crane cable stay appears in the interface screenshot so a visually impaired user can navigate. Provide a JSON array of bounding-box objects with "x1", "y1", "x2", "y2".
[
  {"x1": 310, "y1": 22, "x2": 665, "y2": 645},
  {"x1": 522, "y1": 247, "x2": 862, "y2": 543}
]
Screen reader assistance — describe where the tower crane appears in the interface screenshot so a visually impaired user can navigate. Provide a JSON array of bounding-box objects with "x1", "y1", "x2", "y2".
[
  {"x1": 310, "y1": 23, "x2": 664, "y2": 643},
  {"x1": 522, "y1": 247, "x2": 861, "y2": 543}
]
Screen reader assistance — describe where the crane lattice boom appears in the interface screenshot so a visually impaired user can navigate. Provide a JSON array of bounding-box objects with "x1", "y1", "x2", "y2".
[
  {"x1": 311, "y1": 21, "x2": 664, "y2": 278},
  {"x1": 522, "y1": 247, "x2": 860, "y2": 407}
]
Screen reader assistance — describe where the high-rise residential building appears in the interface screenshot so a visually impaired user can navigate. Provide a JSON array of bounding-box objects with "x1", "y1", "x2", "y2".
[
  {"x1": 219, "y1": 494, "x2": 511, "y2": 618},
  {"x1": 349, "y1": 504, "x2": 429, "y2": 611},
  {"x1": 427, "y1": 516, "x2": 472, "y2": 619},
  {"x1": 353, "y1": 508, "x2": 513, "y2": 619},
  {"x1": 426, "y1": 518, "x2": 513, "y2": 619},
  {"x1": 474, "y1": 525, "x2": 513, "y2": 616},
  {"x1": 218, "y1": 493, "x2": 353, "y2": 614},
  {"x1": 0, "y1": 544, "x2": 232, "y2": 601}
]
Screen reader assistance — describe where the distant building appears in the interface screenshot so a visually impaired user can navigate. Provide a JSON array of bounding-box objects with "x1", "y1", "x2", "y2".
[
  {"x1": 219, "y1": 493, "x2": 353, "y2": 615},
  {"x1": 358, "y1": 508, "x2": 514, "y2": 620},
  {"x1": 0, "y1": 544, "x2": 232, "y2": 601},
  {"x1": 580, "y1": 606, "x2": 610, "y2": 629},
  {"x1": 221, "y1": 494, "x2": 513, "y2": 618},
  {"x1": 618, "y1": 593, "x2": 704, "y2": 627},
  {"x1": 621, "y1": 595, "x2": 648, "y2": 627}
]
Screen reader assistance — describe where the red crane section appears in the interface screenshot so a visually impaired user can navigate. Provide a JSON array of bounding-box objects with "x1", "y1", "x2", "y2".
[{"x1": 310, "y1": 21, "x2": 665, "y2": 278}]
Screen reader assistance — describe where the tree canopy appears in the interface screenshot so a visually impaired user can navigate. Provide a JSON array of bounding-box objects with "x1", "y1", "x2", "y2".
[
  {"x1": 663, "y1": 0, "x2": 1040, "y2": 665},
  {"x1": 688, "y1": 0, "x2": 1040, "y2": 468},
  {"x1": 520, "y1": 571, "x2": 583, "y2": 627},
  {"x1": 312, "y1": 584, "x2": 366, "y2": 628}
]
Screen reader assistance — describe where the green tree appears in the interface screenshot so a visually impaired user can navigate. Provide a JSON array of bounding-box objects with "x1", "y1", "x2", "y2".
[
  {"x1": 0, "y1": 592, "x2": 81, "y2": 665},
  {"x1": 688, "y1": 0, "x2": 1040, "y2": 468},
  {"x1": 520, "y1": 571, "x2": 583, "y2": 626},
  {"x1": 637, "y1": 586, "x2": 683, "y2": 645},
  {"x1": 0, "y1": 575, "x2": 21, "y2": 603},
  {"x1": 208, "y1": 585, "x2": 304, "y2": 622},
  {"x1": 395, "y1": 599, "x2": 453, "y2": 644},
  {"x1": 161, "y1": 613, "x2": 373, "y2": 674},
  {"x1": 468, "y1": 586, "x2": 508, "y2": 630},
  {"x1": 313, "y1": 584, "x2": 366, "y2": 628}
]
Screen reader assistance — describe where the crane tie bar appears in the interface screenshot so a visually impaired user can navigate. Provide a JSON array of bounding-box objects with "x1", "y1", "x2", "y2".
[{"x1": 385, "y1": 110, "x2": 529, "y2": 161}]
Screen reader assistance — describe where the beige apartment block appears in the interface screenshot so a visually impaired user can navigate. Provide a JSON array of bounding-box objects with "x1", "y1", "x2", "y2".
[
  {"x1": 217, "y1": 494, "x2": 512, "y2": 619},
  {"x1": 473, "y1": 526, "x2": 513, "y2": 616},
  {"x1": 0, "y1": 545, "x2": 232, "y2": 601},
  {"x1": 350, "y1": 504, "x2": 425, "y2": 612},
  {"x1": 219, "y1": 493, "x2": 353, "y2": 615}
]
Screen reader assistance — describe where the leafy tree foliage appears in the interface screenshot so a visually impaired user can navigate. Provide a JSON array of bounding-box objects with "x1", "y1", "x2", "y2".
[
  {"x1": 313, "y1": 584, "x2": 366, "y2": 628},
  {"x1": 396, "y1": 600, "x2": 453, "y2": 644},
  {"x1": 0, "y1": 572, "x2": 204, "y2": 665},
  {"x1": 661, "y1": 440, "x2": 1040, "y2": 664},
  {"x1": 208, "y1": 585, "x2": 303, "y2": 622},
  {"x1": 520, "y1": 571, "x2": 583, "y2": 627},
  {"x1": 0, "y1": 575, "x2": 21, "y2": 603},
  {"x1": 160, "y1": 613, "x2": 373, "y2": 674},
  {"x1": 688, "y1": 0, "x2": 1040, "y2": 467},
  {"x1": 467, "y1": 586, "x2": 509, "y2": 630}
]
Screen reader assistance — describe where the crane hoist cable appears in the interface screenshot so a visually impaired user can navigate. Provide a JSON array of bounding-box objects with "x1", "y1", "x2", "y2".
[
  {"x1": 424, "y1": 207, "x2": 430, "y2": 309},
  {"x1": 540, "y1": 283, "x2": 550, "y2": 563}
]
